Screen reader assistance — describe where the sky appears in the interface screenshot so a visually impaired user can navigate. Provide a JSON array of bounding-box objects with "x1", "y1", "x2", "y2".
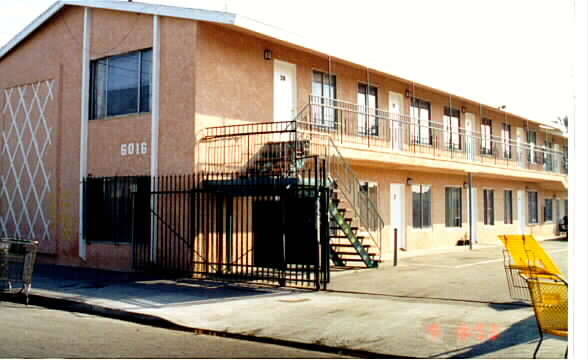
[{"x1": 0, "y1": 0, "x2": 576, "y2": 126}]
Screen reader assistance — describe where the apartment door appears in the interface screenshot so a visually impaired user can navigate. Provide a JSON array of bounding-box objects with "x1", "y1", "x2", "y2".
[
  {"x1": 469, "y1": 187, "x2": 478, "y2": 243},
  {"x1": 516, "y1": 127, "x2": 525, "y2": 168},
  {"x1": 518, "y1": 190, "x2": 526, "y2": 234},
  {"x1": 389, "y1": 92, "x2": 404, "y2": 151},
  {"x1": 465, "y1": 113, "x2": 476, "y2": 161},
  {"x1": 273, "y1": 60, "x2": 297, "y2": 123},
  {"x1": 390, "y1": 184, "x2": 406, "y2": 250}
]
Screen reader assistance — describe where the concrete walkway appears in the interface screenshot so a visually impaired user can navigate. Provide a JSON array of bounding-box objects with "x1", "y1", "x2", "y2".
[{"x1": 2, "y1": 240, "x2": 569, "y2": 358}]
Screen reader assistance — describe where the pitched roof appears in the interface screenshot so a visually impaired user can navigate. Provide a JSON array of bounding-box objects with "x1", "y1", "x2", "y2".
[{"x1": 0, "y1": 0, "x2": 568, "y2": 134}]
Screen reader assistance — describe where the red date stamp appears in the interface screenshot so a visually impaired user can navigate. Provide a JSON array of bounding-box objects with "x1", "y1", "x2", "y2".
[{"x1": 424, "y1": 322, "x2": 502, "y2": 344}]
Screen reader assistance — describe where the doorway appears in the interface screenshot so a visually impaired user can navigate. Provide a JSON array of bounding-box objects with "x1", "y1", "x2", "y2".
[
  {"x1": 389, "y1": 92, "x2": 404, "y2": 151},
  {"x1": 390, "y1": 184, "x2": 406, "y2": 250}
]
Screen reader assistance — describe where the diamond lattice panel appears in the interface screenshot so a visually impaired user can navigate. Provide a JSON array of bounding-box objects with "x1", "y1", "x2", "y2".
[{"x1": 1, "y1": 80, "x2": 54, "y2": 247}]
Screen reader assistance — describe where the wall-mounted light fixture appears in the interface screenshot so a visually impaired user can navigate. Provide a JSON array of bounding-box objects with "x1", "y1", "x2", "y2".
[
  {"x1": 264, "y1": 49, "x2": 272, "y2": 60},
  {"x1": 461, "y1": 106, "x2": 467, "y2": 114},
  {"x1": 405, "y1": 89, "x2": 412, "y2": 98},
  {"x1": 463, "y1": 182, "x2": 468, "y2": 188},
  {"x1": 406, "y1": 177, "x2": 413, "y2": 185}
]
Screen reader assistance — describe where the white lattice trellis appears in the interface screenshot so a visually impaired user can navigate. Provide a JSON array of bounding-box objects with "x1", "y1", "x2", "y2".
[{"x1": 1, "y1": 80, "x2": 54, "y2": 244}]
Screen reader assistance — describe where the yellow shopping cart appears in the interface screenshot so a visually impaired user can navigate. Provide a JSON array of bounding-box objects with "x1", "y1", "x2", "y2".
[
  {"x1": 526, "y1": 274, "x2": 568, "y2": 358},
  {"x1": 498, "y1": 235, "x2": 564, "y2": 301}
]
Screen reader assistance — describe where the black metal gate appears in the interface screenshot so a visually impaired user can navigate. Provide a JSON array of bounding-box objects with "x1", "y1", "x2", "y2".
[{"x1": 83, "y1": 159, "x2": 330, "y2": 289}]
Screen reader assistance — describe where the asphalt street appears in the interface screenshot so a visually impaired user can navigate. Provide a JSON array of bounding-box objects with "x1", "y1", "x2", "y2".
[{"x1": 0, "y1": 301, "x2": 341, "y2": 359}]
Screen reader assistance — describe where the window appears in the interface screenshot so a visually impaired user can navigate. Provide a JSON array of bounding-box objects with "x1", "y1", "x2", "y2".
[
  {"x1": 504, "y1": 190, "x2": 513, "y2": 225},
  {"x1": 84, "y1": 176, "x2": 151, "y2": 243},
  {"x1": 563, "y1": 145, "x2": 568, "y2": 172},
  {"x1": 445, "y1": 187, "x2": 462, "y2": 227},
  {"x1": 410, "y1": 98, "x2": 432, "y2": 145},
  {"x1": 544, "y1": 198, "x2": 553, "y2": 222},
  {"x1": 443, "y1": 107, "x2": 461, "y2": 150},
  {"x1": 481, "y1": 118, "x2": 493, "y2": 155},
  {"x1": 483, "y1": 189, "x2": 494, "y2": 225},
  {"x1": 528, "y1": 191, "x2": 539, "y2": 224},
  {"x1": 412, "y1": 184, "x2": 432, "y2": 229},
  {"x1": 501, "y1": 123, "x2": 512, "y2": 159},
  {"x1": 359, "y1": 181, "x2": 379, "y2": 231},
  {"x1": 527, "y1": 130, "x2": 537, "y2": 164},
  {"x1": 90, "y1": 49, "x2": 152, "y2": 119},
  {"x1": 544, "y1": 140, "x2": 553, "y2": 171},
  {"x1": 357, "y1": 83, "x2": 378, "y2": 136},
  {"x1": 311, "y1": 71, "x2": 337, "y2": 128}
]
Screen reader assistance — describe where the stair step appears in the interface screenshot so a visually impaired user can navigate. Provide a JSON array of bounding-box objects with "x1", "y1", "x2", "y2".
[
  {"x1": 330, "y1": 235, "x2": 365, "y2": 240},
  {"x1": 336, "y1": 251, "x2": 377, "y2": 256},
  {"x1": 331, "y1": 242, "x2": 370, "y2": 248},
  {"x1": 338, "y1": 258, "x2": 376, "y2": 262},
  {"x1": 330, "y1": 226, "x2": 358, "y2": 232}
]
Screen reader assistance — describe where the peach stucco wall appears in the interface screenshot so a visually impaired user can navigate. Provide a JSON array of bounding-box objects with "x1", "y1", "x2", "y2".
[{"x1": 1, "y1": 7, "x2": 568, "y2": 271}]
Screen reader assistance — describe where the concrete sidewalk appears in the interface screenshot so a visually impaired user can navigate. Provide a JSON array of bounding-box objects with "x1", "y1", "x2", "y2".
[{"x1": 1, "y1": 240, "x2": 569, "y2": 359}]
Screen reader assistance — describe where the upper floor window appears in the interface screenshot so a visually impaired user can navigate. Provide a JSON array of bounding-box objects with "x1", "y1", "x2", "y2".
[
  {"x1": 527, "y1": 130, "x2": 538, "y2": 164},
  {"x1": 544, "y1": 140, "x2": 553, "y2": 171},
  {"x1": 90, "y1": 49, "x2": 152, "y2": 120},
  {"x1": 410, "y1": 98, "x2": 432, "y2": 145},
  {"x1": 443, "y1": 107, "x2": 461, "y2": 150},
  {"x1": 501, "y1": 123, "x2": 512, "y2": 159},
  {"x1": 357, "y1": 83, "x2": 378, "y2": 136},
  {"x1": 481, "y1": 118, "x2": 493, "y2": 155},
  {"x1": 311, "y1": 70, "x2": 337, "y2": 129}
]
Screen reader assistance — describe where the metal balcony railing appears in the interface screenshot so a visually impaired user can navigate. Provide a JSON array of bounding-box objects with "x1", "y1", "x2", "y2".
[{"x1": 304, "y1": 95, "x2": 568, "y2": 175}]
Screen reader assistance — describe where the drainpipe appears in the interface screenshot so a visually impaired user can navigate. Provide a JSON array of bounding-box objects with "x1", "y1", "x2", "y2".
[
  {"x1": 468, "y1": 172, "x2": 473, "y2": 250},
  {"x1": 79, "y1": 7, "x2": 92, "y2": 261}
]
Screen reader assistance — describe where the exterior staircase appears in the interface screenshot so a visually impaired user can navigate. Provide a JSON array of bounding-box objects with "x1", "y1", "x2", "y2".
[{"x1": 328, "y1": 190, "x2": 378, "y2": 268}]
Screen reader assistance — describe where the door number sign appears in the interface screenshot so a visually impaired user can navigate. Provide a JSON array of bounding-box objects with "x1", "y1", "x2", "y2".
[{"x1": 121, "y1": 142, "x2": 148, "y2": 156}]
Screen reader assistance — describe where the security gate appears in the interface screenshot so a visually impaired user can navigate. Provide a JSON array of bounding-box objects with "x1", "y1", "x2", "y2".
[{"x1": 82, "y1": 158, "x2": 330, "y2": 289}]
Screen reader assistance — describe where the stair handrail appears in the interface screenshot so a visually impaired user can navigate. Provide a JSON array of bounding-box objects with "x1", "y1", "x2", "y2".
[{"x1": 292, "y1": 105, "x2": 383, "y2": 259}]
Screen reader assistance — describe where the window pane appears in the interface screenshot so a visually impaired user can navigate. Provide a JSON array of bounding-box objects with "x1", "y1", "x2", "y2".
[
  {"x1": 544, "y1": 199, "x2": 553, "y2": 222},
  {"x1": 412, "y1": 185, "x2": 422, "y2": 229},
  {"x1": 91, "y1": 59, "x2": 107, "y2": 119},
  {"x1": 422, "y1": 185, "x2": 432, "y2": 227},
  {"x1": 107, "y1": 52, "x2": 139, "y2": 117},
  {"x1": 528, "y1": 191, "x2": 538, "y2": 224},
  {"x1": 504, "y1": 190, "x2": 513, "y2": 224},
  {"x1": 140, "y1": 49, "x2": 152, "y2": 113},
  {"x1": 445, "y1": 187, "x2": 462, "y2": 227}
]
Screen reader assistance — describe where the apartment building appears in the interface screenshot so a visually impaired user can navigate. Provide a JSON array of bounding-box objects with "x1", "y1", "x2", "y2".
[{"x1": 0, "y1": 1, "x2": 567, "y2": 275}]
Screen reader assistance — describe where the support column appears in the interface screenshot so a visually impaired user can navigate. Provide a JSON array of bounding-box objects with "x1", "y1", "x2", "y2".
[
  {"x1": 150, "y1": 15, "x2": 161, "y2": 263},
  {"x1": 78, "y1": 7, "x2": 92, "y2": 260},
  {"x1": 468, "y1": 172, "x2": 473, "y2": 250}
]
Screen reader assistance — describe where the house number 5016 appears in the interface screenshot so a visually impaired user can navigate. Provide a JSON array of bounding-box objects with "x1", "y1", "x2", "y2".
[{"x1": 121, "y1": 142, "x2": 148, "y2": 156}]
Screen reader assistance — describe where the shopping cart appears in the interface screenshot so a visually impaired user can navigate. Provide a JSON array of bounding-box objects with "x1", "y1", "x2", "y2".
[{"x1": 1, "y1": 237, "x2": 39, "y2": 304}]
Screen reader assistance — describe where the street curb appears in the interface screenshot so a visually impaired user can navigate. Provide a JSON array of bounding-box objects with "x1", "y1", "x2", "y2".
[{"x1": 1, "y1": 292, "x2": 412, "y2": 359}]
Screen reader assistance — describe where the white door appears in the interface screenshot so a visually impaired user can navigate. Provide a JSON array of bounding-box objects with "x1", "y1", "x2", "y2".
[
  {"x1": 465, "y1": 113, "x2": 476, "y2": 161},
  {"x1": 390, "y1": 184, "x2": 406, "y2": 250},
  {"x1": 516, "y1": 127, "x2": 525, "y2": 168},
  {"x1": 469, "y1": 187, "x2": 478, "y2": 243},
  {"x1": 389, "y1": 92, "x2": 404, "y2": 151},
  {"x1": 273, "y1": 60, "x2": 296, "y2": 123},
  {"x1": 518, "y1": 190, "x2": 526, "y2": 234}
]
